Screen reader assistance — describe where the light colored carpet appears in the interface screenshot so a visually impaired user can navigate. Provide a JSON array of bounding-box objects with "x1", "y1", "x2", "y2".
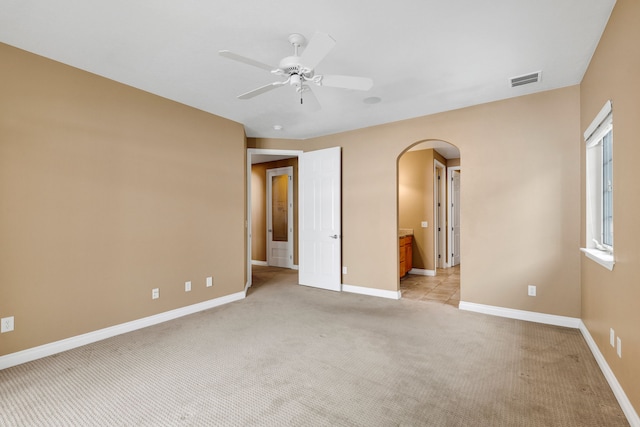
[{"x1": 0, "y1": 266, "x2": 628, "y2": 426}]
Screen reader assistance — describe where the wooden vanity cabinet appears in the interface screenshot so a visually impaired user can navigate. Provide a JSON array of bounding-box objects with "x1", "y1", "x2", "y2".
[{"x1": 399, "y1": 235, "x2": 413, "y2": 277}]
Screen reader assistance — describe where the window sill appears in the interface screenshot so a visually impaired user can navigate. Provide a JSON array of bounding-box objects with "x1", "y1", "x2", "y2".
[{"x1": 580, "y1": 248, "x2": 615, "y2": 271}]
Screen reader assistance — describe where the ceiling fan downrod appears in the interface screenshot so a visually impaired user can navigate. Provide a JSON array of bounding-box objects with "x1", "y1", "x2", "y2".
[{"x1": 288, "y1": 33, "x2": 306, "y2": 56}]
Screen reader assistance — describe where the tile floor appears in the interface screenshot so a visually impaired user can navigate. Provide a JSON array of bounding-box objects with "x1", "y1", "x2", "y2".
[{"x1": 400, "y1": 265, "x2": 460, "y2": 307}]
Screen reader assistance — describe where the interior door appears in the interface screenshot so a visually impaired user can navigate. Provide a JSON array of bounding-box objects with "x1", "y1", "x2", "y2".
[
  {"x1": 299, "y1": 147, "x2": 341, "y2": 291},
  {"x1": 435, "y1": 162, "x2": 446, "y2": 268},
  {"x1": 266, "y1": 167, "x2": 293, "y2": 268},
  {"x1": 451, "y1": 170, "x2": 461, "y2": 266}
]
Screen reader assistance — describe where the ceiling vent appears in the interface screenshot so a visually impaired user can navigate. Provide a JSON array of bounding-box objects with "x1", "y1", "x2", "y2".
[{"x1": 510, "y1": 71, "x2": 542, "y2": 88}]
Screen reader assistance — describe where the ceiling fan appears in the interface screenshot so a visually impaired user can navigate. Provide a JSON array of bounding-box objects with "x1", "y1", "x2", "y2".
[{"x1": 219, "y1": 32, "x2": 373, "y2": 105}]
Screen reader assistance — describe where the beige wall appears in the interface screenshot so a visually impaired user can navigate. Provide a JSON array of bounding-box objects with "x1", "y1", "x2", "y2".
[
  {"x1": 447, "y1": 158, "x2": 461, "y2": 168},
  {"x1": 250, "y1": 84, "x2": 581, "y2": 319},
  {"x1": 0, "y1": 43, "x2": 247, "y2": 356},
  {"x1": 251, "y1": 158, "x2": 298, "y2": 264},
  {"x1": 580, "y1": 0, "x2": 640, "y2": 413},
  {"x1": 251, "y1": 165, "x2": 267, "y2": 261}
]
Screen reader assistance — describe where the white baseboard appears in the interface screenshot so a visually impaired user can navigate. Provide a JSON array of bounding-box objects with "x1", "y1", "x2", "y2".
[
  {"x1": 408, "y1": 268, "x2": 436, "y2": 277},
  {"x1": 458, "y1": 301, "x2": 581, "y2": 328},
  {"x1": 579, "y1": 321, "x2": 640, "y2": 427},
  {"x1": 342, "y1": 284, "x2": 401, "y2": 300},
  {"x1": 0, "y1": 290, "x2": 246, "y2": 371},
  {"x1": 458, "y1": 302, "x2": 638, "y2": 426},
  {"x1": 292, "y1": 264, "x2": 299, "y2": 270}
]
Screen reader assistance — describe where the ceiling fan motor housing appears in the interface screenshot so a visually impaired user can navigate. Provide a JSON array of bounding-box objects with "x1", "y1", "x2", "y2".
[{"x1": 279, "y1": 56, "x2": 314, "y2": 79}]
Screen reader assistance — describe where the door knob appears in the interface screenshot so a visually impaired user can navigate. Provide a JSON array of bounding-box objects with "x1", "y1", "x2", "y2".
[{"x1": 329, "y1": 234, "x2": 339, "y2": 239}]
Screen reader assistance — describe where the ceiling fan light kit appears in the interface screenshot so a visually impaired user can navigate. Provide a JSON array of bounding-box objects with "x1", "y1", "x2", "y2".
[
  {"x1": 289, "y1": 74, "x2": 301, "y2": 86},
  {"x1": 220, "y1": 32, "x2": 373, "y2": 107}
]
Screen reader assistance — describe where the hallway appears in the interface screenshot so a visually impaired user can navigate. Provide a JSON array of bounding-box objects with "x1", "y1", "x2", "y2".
[
  {"x1": 250, "y1": 264, "x2": 460, "y2": 308},
  {"x1": 400, "y1": 265, "x2": 460, "y2": 307}
]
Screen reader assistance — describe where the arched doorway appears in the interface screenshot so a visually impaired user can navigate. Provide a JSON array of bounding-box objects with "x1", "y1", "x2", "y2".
[{"x1": 397, "y1": 139, "x2": 461, "y2": 307}]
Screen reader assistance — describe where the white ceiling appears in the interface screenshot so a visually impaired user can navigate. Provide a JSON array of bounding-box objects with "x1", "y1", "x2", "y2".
[{"x1": 0, "y1": 0, "x2": 615, "y2": 140}]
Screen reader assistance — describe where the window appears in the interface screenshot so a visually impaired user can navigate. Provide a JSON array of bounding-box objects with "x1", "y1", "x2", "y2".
[
  {"x1": 602, "y1": 130, "x2": 613, "y2": 247},
  {"x1": 582, "y1": 100, "x2": 614, "y2": 270}
]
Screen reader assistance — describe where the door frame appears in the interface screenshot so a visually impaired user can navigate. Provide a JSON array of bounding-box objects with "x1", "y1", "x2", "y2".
[
  {"x1": 447, "y1": 165, "x2": 461, "y2": 267},
  {"x1": 434, "y1": 160, "x2": 447, "y2": 269},
  {"x1": 266, "y1": 166, "x2": 294, "y2": 268},
  {"x1": 246, "y1": 149, "x2": 303, "y2": 289}
]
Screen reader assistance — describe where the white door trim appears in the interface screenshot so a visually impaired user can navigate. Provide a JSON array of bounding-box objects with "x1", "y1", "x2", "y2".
[
  {"x1": 266, "y1": 166, "x2": 293, "y2": 268},
  {"x1": 447, "y1": 166, "x2": 461, "y2": 267},
  {"x1": 434, "y1": 160, "x2": 446, "y2": 269},
  {"x1": 246, "y1": 149, "x2": 303, "y2": 287}
]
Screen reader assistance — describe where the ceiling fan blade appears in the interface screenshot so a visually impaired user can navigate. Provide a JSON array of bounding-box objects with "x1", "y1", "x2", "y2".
[
  {"x1": 219, "y1": 50, "x2": 275, "y2": 72},
  {"x1": 321, "y1": 75, "x2": 373, "y2": 91},
  {"x1": 238, "y1": 81, "x2": 286, "y2": 99},
  {"x1": 300, "y1": 32, "x2": 336, "y2": 70}
]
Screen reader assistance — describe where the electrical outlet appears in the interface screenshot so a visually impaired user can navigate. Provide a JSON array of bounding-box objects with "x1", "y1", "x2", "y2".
[
  {"x1": 610, "y1": 328, "x2": 615, "y2": 347},
  {"x1": 617, "y1": 337, "x2": 622, "y2": 358},
  {"x1": 206, "y1": 276, "x2": 213, "y2": 287},
  {"x1": 185, "y1": 281, "x2": 191, "y2": 292},
  {"x1": 1, "y1": 316, "x2": 15, "y2": 333},
  {"x1": 528, "y1": 285, "x2": 536, "y2": 296},
  {"x1": 152, "y1": 288, "x2": 159, "y2": 300}
]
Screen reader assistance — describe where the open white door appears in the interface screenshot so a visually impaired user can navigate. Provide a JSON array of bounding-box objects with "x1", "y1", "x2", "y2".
[
  {"x1": 451, "y1": 170, "x2": 461, "y2": 266},
  {"x1": 435, "y1": 161, "x2": 446, "y2": 268},
  {"x1": 299, "y1": 147, "x2": 341, "y2": 291}
]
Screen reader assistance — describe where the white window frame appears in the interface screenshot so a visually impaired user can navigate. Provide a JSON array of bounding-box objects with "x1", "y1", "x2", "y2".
[{"x1": 581, "y1": 100, "x2": 614, "y2": 271}]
